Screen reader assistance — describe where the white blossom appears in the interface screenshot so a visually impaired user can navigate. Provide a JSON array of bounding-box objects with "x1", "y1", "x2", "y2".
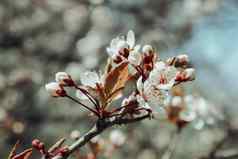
[
  {"x1": 149, "y1": 61, "x2": 178, "y2": 90},
  {"x1": 137, "y1": 61, "x2": 179, "y2": 110},
  {"x1": 106, "y1": 30, "x2": 142, "y2": 65},
  {"x1": 106, "y1": 30, "x2": 133, "y2": 56}
]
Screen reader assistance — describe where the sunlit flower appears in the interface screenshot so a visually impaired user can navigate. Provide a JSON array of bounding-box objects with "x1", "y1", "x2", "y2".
[
  {"x1": 137, "y1": 61, "x2": 178, "y2": 110},
  {"x1": 45, "y1": 82, "x2": 66, "y2": 97},
  {"x1": 107, "y1": 30, "x2": 134, "y2": 56},
  {"x1": 106, "y1": 30, "x2": 142, "y2": 65}
]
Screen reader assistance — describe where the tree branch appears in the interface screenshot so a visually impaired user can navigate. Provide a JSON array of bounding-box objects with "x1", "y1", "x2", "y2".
[{"x1": 52, "y1": 113, "x2": 151, "y2": 159}]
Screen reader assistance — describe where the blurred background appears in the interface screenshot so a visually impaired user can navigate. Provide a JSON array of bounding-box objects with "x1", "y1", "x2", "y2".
[{"x1": 0, "y1": 0, "x2": 238, "y2": 158}]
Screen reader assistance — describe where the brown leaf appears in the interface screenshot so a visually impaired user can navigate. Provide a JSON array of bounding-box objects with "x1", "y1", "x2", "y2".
[
  {"x1": 103, "y1": 62, "x2": 129, "y2": 107},
  {"x1": 96, "y1": 83, "x2": 107, "y2": 107}
]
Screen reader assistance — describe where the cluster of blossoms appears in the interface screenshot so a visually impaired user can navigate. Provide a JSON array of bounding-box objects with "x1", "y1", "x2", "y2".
[
  {"x1": 13, "y1": 30, "x2": 215, "y2": 159},
  {"x1": 45, "y1": 30, "x2": 197, "y2": 126}
]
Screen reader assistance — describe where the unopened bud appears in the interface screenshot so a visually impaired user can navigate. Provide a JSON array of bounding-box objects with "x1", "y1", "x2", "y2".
[
  {"x1": 32, "y1": 139, "x2": 41, "y2": 148},
  {"x1": 175, "y1": 68, "x2": 195, "y2": 82},
  {"x1": 58, "y1": 147, "x2": 69, "y2": 157},
  {"x1": 55, "y1": 72, "x2": 74, "y2": 86},
  {"x1": 185, "y1": 68, "x2": 195, "y2": 81},
  {"x1": 45, "y1": 82, "x2": 66, "y2": 97},
  {"x1": 142, "y1": 45, "x2": 153, "y2": 54},
  {"x1": 177, "y1": 54, "x2": 189, "y2": 63}
]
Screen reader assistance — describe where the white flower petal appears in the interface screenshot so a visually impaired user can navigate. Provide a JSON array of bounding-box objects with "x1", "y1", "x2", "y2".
[
  {"x1": 154, "y1": 61, "x2": 166, "y2": 71},
  {"x1": 136, "y1": 95, "x2": 150, "y2": 109},
  {"x1": 177, "y1": 54, "x2": 189, "y2": 62},
  {"x1": 106, "y1": 47, "x2": 115, "y2": 56},
  {"x1": 157, "y1": 80, "x2": 175, "y2": 90},
  {"x1": 134, "y1": 44, "x2": 141, "y2": 52},
  {"x1": 136, "y1": 77, "x2": 143, "y2": 93},
  {"x1": 185, "y1": 68, "x2": 195, "y2": 80},
  {"x1": 55, "y1": 72, "x2": 69, "y2": 83},
  {"x1": 127, "y1": 30, "x2": 135, "y2": 48},
  {"x1": 142, "y1": 44, "x2": 153, "y2": 53},
  {"x1": 128, "y1": 51, "x2": 141, "y2": 65},
  {"x1": 145, "y1": 87, "x2": 168, "y2": 107},
  {"x1": 80, "y1": 71, "x2": 100, "y2": 87},
  {"x1": 45, "y1": 82, "x2": 61, "y2": 97},
  {"x1": 116, "y1": 40, "x2": 128, "y2": 50},
  {"x1": 110, "y1": 38, "x2": 120, "y2": 49}
]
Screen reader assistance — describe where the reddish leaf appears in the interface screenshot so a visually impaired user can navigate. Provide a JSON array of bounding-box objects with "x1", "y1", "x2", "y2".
[{"x1": 103, "y1": 62, "x2": 129, "y2": 107}]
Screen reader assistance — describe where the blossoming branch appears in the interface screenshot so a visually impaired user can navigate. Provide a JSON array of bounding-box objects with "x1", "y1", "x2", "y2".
[{"x1": 8, "y1": 30, "x2": 209, "y2": 159}]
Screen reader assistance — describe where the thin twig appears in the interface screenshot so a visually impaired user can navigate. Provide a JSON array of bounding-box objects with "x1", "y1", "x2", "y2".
[
  {"x1": 52, "y1": 113, "x2": 151, "y2": 159},
  {"x1": 66, "y1": 95, "x2": 100, "y2": 117},
  {"x1": 75, "y1": 86, "x2": 100, "y2": 111}
]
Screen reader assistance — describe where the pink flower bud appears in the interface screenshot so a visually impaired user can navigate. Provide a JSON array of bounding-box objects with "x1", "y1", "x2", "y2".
[
  {"x1": 175, "y1": 68, "x2": 195, "y2": 82},
  {"x1": 55, "y1": 72, "x2": 74, "y2": 86},
  {"x1": 45, "y1": 82, "x2": 66, "y2": 97},
  {"x1": 177, "y1": 54, "x2": 189, "y2": 63},
  {"x1": 32, "y1": 139, "x2": 41, "y2": 148},
  {"x1": 185, "y1": 68, "x2": 195, "y2": 81},
  {"x1": 142, "y1": 45, "x2": 153, "y2": 54}
]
